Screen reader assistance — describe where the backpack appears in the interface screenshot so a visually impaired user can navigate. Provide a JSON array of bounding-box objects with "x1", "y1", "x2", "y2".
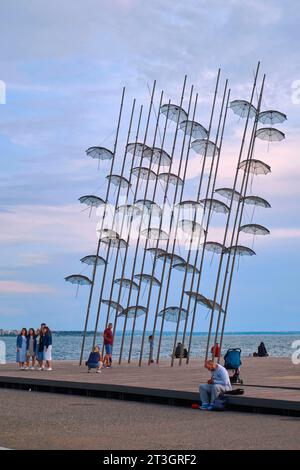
[{"x1": 212, "y1": 394, "x2": 228, "y2": 411}]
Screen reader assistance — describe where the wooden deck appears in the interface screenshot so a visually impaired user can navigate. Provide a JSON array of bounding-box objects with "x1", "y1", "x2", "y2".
[{"x1": 1, "y1": 357, "x2": 300, "y2": 403}]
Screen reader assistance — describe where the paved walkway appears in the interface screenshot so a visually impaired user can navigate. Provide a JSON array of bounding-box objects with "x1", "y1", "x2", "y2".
[
  {"x1": 1, "y1": 357, "x2": 299, "y2": 402},
  {"x1": 0, "y1": 389, "x2": 299, "y2": 450}
]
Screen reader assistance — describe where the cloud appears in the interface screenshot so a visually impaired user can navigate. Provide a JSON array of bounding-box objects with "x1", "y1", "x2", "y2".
[{"x1": 0, "y1": 280, "x2": 55, "y2": 294}]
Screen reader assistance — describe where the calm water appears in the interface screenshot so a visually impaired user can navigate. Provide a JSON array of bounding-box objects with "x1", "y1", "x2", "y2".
[{"x1": 1, "y1": 332, "x2": 299, "y2": 363}]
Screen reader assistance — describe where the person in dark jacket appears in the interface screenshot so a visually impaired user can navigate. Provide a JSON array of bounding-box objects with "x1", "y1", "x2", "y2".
[
  {"x1": 174, "y1": 342, "x2": 188, "y2": 359},
  {"x1": 43, "y1": 326, "x2": 53, "y2": 371},
  {"x1": 258, "y1": 342, "x2": 268, "y2": 357},
  {"x1": 26, "y1": 328, "x2": 37, "y2": 370},
  {"x1": 86, "y1": 346, "x2": 103, "y2": 373}
]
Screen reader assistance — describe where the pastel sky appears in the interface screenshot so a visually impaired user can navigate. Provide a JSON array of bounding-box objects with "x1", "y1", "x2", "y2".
[{"x1": 0, "y1": 0, "x2": 299, "y2": 332}]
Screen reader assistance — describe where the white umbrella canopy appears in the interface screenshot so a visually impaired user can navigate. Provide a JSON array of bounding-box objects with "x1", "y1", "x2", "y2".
[
  {"x1": 79, "y1": 195, "x2": 106, "y2": 207},
  {"x1": 204, "y1": 241, "x2": 225, "y2": 254},
  {"x1": 258, "y1": 110, "x2": 287, "y2": 125},
  {"x1": 191, "y1": 139, "x2": 219, "y2": 157},
  {"x1": 134, "y1": 273, "x2": 161, "y2": 287},
  {"x1": 100, "y1": 237, "x2": 128, "y2": 248},
  {"x1": 116, "y1": 204, "x2": 142, "y2": 217},
  {"x1": 131, "y1": 166, "x2": 157, "y2": 181},
  {"x1": 143, "y1": 147, "x2": 172, "y2": 167},
  {"x1": 225, "y1": 245, "x2": 256, "y2": 256},
  {"x1": 80, "y1": 255, "x2": 107, "y2": 266},
  {"x1": 238, "y1": 159, "x2": 271, "y2": 175},
  {"x1": 242, "y1": 195, "x2": 271, "y2": 208},
  {"x1": 145, "y1": 247, "x2": 167, "y2": 258},
  {"x1": 158, "y1": 172, "x2": 184, "y2": 186},
  {"x1": 239, "y1": 223, "x2": 270, "y2": 236},
  {"x1": 119, "y1": 306, "x2": 147, "y2": 318},
  {"x1": 158, "y1": 306, "x2": 188, "y2": 322},
  {"x1": 98, "y1": 228, "x2": 119, "y2": 240},
  {"x1": 256, "y1": 127, "x2": 285, "y2": 142},
  {"x1": 157, "y1": 252, "x2": 186, "y2": 266},
  {"x1": 179, "y1": 120, "x2": 208, "y2": 139},
  {"x1": 106, "y1": 174, "x2": 132, "y2": 189},
  {"x1": 200, "y1": 198, "x2": 230, "y2": 214},
  {"x1": 141, "y1": 228, "x2": 169, "y2": 240},
  {"x1": 113, "y1": 278, "x2": 139, "y2": 291},
  {"x1": 229, "y1": 99, "x2": 257, "y2": 118},
  {"x1": 215, "y1": 187, "x2": 241, "y2": 202},
  {"x1": 126, "y1": 142, "x2": 150, "y2": 157},
  {"x1": 65, "y1": 274, "x2": 92, "y2": 285},
  {"x1": 86, "y1": 146, "x2": 113, "y2": 161},
  {"x1": 173, "y1": 262, "x2": 200, "y2": 274},
  {"x1": 101, "y1": 299, "x2": 124, "y2": 314},
  {"x1": 160, "y1": 103, "x2": 188, "y2": 123}
]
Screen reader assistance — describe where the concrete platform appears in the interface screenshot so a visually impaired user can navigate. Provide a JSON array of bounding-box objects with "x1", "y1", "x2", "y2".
[{"x1": 1, "y1": 357, "x2": 299, "y2": 416}]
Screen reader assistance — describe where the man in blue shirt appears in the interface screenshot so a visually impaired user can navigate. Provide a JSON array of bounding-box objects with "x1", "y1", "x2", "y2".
[{"x1": 199, "y1": 360, "x2": 232, "y2": 410}]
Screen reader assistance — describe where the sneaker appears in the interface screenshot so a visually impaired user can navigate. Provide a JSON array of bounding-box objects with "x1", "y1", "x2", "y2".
[
  {"x1": 200, "y1": 403, "x2": 210, "y2": 410},
  {"x1": 24, "y1": 366, "x2": 29, "y2": 370},
  {"x1": 46, "y1": 368, "x2": 52, "y2": 371},
  {"x1": 96, "y1": 370, "x2": 101, "y2": 373},
  {"x1": 206, "y1": 405, "x2": 214, "y2": 411},
  {"x1": 30, "y1": 367, "x2": 35, "y2": 370},
  {"x1": 20, "y1": 366, "x2": 25, "y2": 370}
]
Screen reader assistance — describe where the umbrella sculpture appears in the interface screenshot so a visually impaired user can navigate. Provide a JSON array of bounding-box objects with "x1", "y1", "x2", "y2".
[
  {"x1": 65, "y1": 65, "x2": 287, "y2": 367},
  {"x1": 160, "y1": 103, "x2": 188, "y2": 123},
  {"x1": 229, "y1": 99, "x2": 257, "y2": 118}
]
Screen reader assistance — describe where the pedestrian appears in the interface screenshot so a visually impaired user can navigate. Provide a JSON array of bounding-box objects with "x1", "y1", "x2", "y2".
[
  {"x1": 43, "y1": 326, "x2": 53, "y2": 371},
  {"x1": 199, "y1": 360, "x2": 232, "y2": 410},
  {"x1": 149, "y1": 335, "x2": 154, "y2": 363},
  {"x1": 16, "y1": 328, "x2": 27, "y2": 370},
  {"x1": 26, "y1": 328, "x2": 37, "y2": 370},
  {"x1": 103, "y1": 323, "x2": 113, "y2": 368}
]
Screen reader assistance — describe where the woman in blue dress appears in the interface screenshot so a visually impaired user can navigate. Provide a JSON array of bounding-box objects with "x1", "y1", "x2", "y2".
[{"x1": 16, "y1": 328, "x2": 28, "y2": 370}]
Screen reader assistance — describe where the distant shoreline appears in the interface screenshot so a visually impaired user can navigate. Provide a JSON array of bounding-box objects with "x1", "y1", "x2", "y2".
[{"x1": 1, "y1": 330, "x2": 300, "y2": 337}]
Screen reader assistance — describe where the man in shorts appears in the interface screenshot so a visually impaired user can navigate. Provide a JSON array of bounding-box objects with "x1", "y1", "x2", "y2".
[{"x1": 103, "y1": 323, "x2": 113, "y2": 367}]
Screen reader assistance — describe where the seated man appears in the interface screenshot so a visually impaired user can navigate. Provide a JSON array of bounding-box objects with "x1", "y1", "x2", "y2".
[
  {"x1": 86, "y1": 346, "x2": 103, "y2": 373},
  {"x1": 174, "y1": 342, "x2": 188, "y2": 359},
  {"x1": 199, "y1": 360, "x2": 232, "y2": 410}
]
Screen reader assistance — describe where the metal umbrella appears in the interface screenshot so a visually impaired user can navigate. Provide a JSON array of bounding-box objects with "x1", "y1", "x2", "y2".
[
  {"x1": 160, "y1": 103, "x2": 188, "y2": 123},
  {"x1": 100, "y1": 237, "x2": 128, "y2": 248},
  {"x1": 229, "y1": 99, "x2": 257, "y2": 118},
  {"x1": 242, "y1": 195, "x2": 271, "y2": 208},
  {"x1": 79, "y1": 195, "x2": 106, "y2": 217},
  {"x1": 184, "y1": 291, "x2": 212, "y2": 308},
  {"x1": 135, "y1": 199, "x2": 162, "y2": 217},
  {"x1": 158, "y1": 306, "x2": 188, "y2": 322},
  {"x1": 191, "y1": 139, "x2": 219, "y2": 157},
  {"x1": 106, "y1": 174, "x2": 132, "y2": 189},
  {"x1": 156, "y1": 252, "x2": 186, "y2": 266},
  {"x1": 238, "y1": 159, "x2": 271, "y2": 175},
  {"x1": 158, "y1": 172, "x2": 183, "y2": 186},
  {"x1": 145, "y1": 247, "x2": 167, "y2": 258},
  {"x1": 200, "y1": 198, "x2": 230, "y2": 214},
  {"x1": 140, "y1": 228, "x2": 169, "y2": 240},
  {"x1": 179, "y1": 219, "x2": 206, "y2": 241},
  {"x1": 119, "y1": 306, "x2": 147, "y2": 318},
  {"x1": 134, "y1": 273, "x2": 161, "y2": 287},
  {"x1": 179, "y1": 120, "x2": 208, "y2": 139},
  {"x1": 215, "y1": 187, "x2": 241, "y2": 202},
  {"x1": 126, "y1": 142, "x2": 150, "y2": 157},
  {"x1": 258, "y1": 110, "x2": 287, "y2": 125},
  {"x1": 239, "y1": 223, "x2": 270, "y2": 235},
  {"x1": 86, "y1": 146, "x2": 113, "y2": 161},
  {"x1": 80, "y1": 255, "x2": 107, "y2": 266},
  {"x1": 203, "y1": 241, "x2": 225, "y2": 264},
  {"x1": 144, "y1": 147, "x2": 172, "y2": 167},
  {"x1": 131, "y1": 166, "x2": 157, "y2": 182},
  {"x1": 101, "y1": 299, "x2": 124, "y2": 315},
  {"x1": 65, "y1": 274, "x2": 92, "y2": 296},
  {"x1": 115, "y1": 204, "x2": 142, "y2": 217},
  {"x1": 225, "y1": 245, "x2": 256, "y2": 256},
  {"x1": 256, "y1": 127, "x2": 285, "y2": 142},
  {"x1": 113, "y1": 278, "x2": 139, "y2": 291},
  {"x1": 176, "y1": 200, "x2": 202, "y2": 211},
  {"x1": 98, "y1": 228, "x2": 119, "y2": 240},
  {"x1": 173, "y1": 262, "x2": 200, "y2": 274}
]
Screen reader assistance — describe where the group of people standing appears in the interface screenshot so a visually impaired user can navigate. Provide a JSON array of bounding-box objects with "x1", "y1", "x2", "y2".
[{"x1": 16, "y1": 323, "x2": 52, "y2": 371}]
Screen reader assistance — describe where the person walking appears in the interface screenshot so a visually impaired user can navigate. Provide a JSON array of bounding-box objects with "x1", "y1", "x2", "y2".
[
  {"x1": 43, "y1": 326, "x2": 53, "y2": 371},
  {"x1": 103, "y1": 323, "x2": 113, "y2": 367},
  {"x1": 26, "y1": 328, "x2": 37, "y2": 370},
  {"x1": 199, "y1": 360, "x2": 232, "y2": 410},
  {"x1": 16, "y1": 328, "x2": 27, "y2": 370},
  {"x1": 149, "y1": 335, "x2": 154, "y2": 364}
]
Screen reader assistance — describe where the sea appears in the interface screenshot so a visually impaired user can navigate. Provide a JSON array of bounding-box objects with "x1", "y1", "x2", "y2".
[{"x1": 1, "y1": 331, "x2": 299, "y2": 363}]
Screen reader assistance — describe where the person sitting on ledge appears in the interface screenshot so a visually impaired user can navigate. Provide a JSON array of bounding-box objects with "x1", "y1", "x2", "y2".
[
  {"x1": 86, "y1": 346, "x2": 103, "y2": 373},
  {"x1": 199, "y1": 360, "x2": 232, "y2": 410},
  {"x1": 174, "y1": 342, "x2": 188, "y2": 359},
  {"x1": 253, "y1": 341, "x2": 269, "y2": 357}
]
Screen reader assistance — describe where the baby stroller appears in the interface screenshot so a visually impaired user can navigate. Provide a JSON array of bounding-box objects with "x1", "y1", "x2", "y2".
[{"x1": 223, "y1": 348, "x2": 243, "y2": 385}]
